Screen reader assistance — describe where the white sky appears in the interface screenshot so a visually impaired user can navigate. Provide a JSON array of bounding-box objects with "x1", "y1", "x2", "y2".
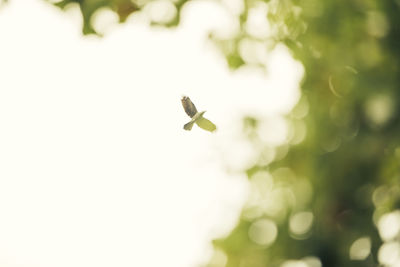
[{"x1": 0, "y1": 0, "x2": 303, "y2": 266}]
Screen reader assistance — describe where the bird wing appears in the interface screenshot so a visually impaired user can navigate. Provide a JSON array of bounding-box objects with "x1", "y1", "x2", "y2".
[
  {"x1": 195, "y1": 117, "x2": 217, "y2": 132},
  {"x1": 181, "y1": 96, "x2": 198, "y2": 118}
]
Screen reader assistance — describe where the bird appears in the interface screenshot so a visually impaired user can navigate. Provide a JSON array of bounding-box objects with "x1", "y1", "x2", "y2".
[{"x1": 181, "y1": 96, "x2": 217, "y2": 132}]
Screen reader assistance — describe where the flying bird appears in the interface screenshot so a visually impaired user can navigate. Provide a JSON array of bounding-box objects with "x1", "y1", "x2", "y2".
[{"x1": 181, "y1": 96, "x2": 217, "y2": 132}]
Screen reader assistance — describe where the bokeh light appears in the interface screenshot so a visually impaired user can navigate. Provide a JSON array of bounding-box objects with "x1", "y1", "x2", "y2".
[
  {"x1": 91, "y1": 8, "x2": 119, "y2": 34},
  {"x1": 289, "y1": 211, "x2": 313, "y2": 239},
  {"x1": 378, "y1": 242, "x2": 400, "y2": 266},
  {"x1": 248, "y1": 218, "x2": 278, "y2": 246},
  {"x1": 349, "y1": 237, "x2": 371, "y2": 260},
  {"x1": 378, "y1": 211, "x2": 400, "y2": 242}
]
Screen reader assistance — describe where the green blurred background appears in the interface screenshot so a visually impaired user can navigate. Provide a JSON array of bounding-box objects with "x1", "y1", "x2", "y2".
[{"x1": 9, "y1": 0, "x2": 400, "y2": 266}]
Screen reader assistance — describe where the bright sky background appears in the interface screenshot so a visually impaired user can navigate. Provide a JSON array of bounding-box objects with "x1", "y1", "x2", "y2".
[{"x1": 0, "y1": 0, "x2": 303, "y2": 266}]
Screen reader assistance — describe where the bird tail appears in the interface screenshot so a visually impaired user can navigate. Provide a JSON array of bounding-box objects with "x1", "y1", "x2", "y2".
[{"x1": 183, "y1": 121, "x2": 194, "y2": 131}]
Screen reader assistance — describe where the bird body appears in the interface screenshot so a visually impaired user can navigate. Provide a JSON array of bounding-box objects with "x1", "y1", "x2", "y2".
[{"x1": 181, "y1": 96, "x2": 216, "y2": 132}]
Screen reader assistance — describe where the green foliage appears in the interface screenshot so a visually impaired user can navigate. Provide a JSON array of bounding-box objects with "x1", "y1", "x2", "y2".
[
  {"x1": 207, "y1": 0, "x2": 400, "y2": 266},
  {"x1": 48, "y1": 0, "x2": 190, "y2": 34},
  {"x1": 50, "y1": 0, "x2": 137, "y2": 34},
  {"x1": 29, "y1": 0, "x2": 400, "y2": 265}
]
